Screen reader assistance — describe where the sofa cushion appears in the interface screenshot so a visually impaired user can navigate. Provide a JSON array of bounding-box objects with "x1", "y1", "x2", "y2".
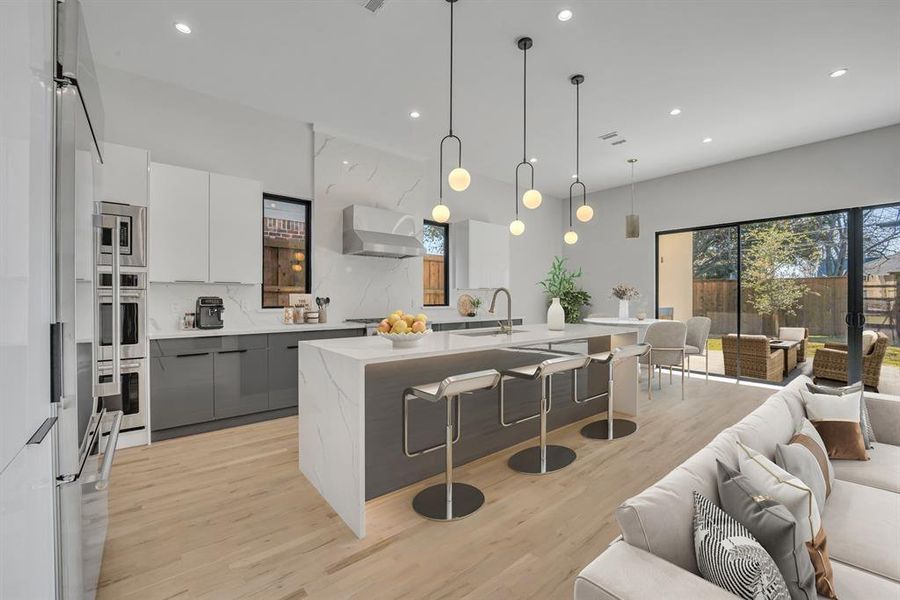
[
  {"x1": 776, "y1": 442, "x2": 828, "y2": 513},
  {"x1": 822, "y1": 479, "x2": 900, "y2": 582},
  {"x1": 615, "y1": 429, "x2": 742, "y2": 575},
  {"x1": 693, "y1": 491, "x2": 790, "y2": 599},
  {"x1": 717, "y1": 461, "x2": 816, "y2": 600},
  {"x1": 793, "y1": 420, "x2": 835, "y2": 489},
  {"x1": 861, "y1": 330, "x2": 877, "y2": 356},
  {"x1": 801, "y1": 389, "x2": 869, "y2": 461},
  {"x1": 825, "y1": 561, "x2": 900, "y2": 600},
  {"x1": 831, "y1": 442, "x2": 900, "y2": 493},
  {"x1": 778, "y1": 376, "x2": 812, "y2": 430},
  {"x1": 730, "y1": 395, "x2": 796, "y2": 460}
]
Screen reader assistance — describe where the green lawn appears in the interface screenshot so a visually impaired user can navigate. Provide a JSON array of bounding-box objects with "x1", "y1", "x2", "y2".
[{"x1": 706, "y1": 336, "x2": 900, "y2": 368}]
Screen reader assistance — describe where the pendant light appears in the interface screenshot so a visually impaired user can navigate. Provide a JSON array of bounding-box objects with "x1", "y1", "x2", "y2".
[
  {"x1": 432, "y1": 0, "x2": 470, "y2": 224},
  {"x1": 516, "y1": 37, "x2": 541, "y2": 212},
  {"x1": 570, "y1": 74, "x2": 593, "y2": 224},
  {"x1": 625, "y1": 158, "x2": 640, "y2": 239},
  {"x1": 565, "y1": 74, "x2": 585, "y2": 245}
]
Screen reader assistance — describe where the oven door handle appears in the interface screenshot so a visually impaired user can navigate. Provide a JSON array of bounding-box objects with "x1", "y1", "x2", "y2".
[
  {"x1": 98, "y1": 360, "x2": 142, "y2": 373},
  {"x1": 98, "y1": 290, "x2": 145, "y2": 299},
  {"x1": 93, "y1": 212, "x2": 122, "y2": 396}
]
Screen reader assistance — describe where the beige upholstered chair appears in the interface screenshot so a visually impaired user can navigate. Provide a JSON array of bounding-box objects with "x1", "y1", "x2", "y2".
[
  {"x1": 778, "y1": 326, "x2": 809, "y2": 362},
  {"x1": 721, "y1": 334, "x2": 784, "y2": 382},
  {"x1": 812, "y1": 330, "x2": 889, "y2": 391},
  {"x1": 639, "y1": 321, "x2": 687, "y2": 400},
  {"x1": 684, "y1": 317, "x2": 712, "y2": 381}
]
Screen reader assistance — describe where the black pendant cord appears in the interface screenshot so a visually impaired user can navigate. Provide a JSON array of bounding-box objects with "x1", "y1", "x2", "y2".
[
  {"x1": 514, "y1": 37, "x2": 535, "y2": 221},
  {"x1": 439, "y1": 0, "x2": 463, "y2": 204},
  {"x1": 568, "y1": 74, "x2": 586, "y2": 224},
  {"x1": 629, "y1": 159, "x2": 636, "y2": 213}
]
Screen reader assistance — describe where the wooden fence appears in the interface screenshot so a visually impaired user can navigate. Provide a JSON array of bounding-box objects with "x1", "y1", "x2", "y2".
[
  {"x1": 423, "y1": 255, "x2": 446, "y2": 306},
  {"x1": 693, "y1": 277, "x2": 849, "y2": 337}
]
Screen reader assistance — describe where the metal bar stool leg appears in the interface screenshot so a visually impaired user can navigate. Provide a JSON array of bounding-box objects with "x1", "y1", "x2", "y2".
[
  {"x1": 411, "y1": 394, "x2": 485, "y2": 521},
  {"x1": 581, "y1": 356, "x2": 639, "y2": 441},
  {"x1": 507, "y1": 375, "x2": 576, "y2": 475}
]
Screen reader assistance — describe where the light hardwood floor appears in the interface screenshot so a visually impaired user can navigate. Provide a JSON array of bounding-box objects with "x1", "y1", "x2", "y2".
[{"x1": 98, "y1": 376, "x2": 773, "y2": 600}]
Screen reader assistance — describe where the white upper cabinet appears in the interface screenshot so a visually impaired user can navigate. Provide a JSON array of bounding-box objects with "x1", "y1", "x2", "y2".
[
  {"x1": 149, "y1": 162, "x2": 209, "y2": 283},
  {"x1": 209, "y1": 173, "x2": 262, "y2": 284},
  {"x1": 453, "y1": 219, "x2": 510, "y2": 289},
  {"x1": 101, "y1": 143, "x2": 149, "y2": 206}
]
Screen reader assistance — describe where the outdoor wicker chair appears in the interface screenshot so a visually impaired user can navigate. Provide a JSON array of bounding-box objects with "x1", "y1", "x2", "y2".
[
  {"x1": 812, "y1": 331, "x2": 889, "y2": 391},
  {"x1": 721, "y1": 334, "x2": 784, "y2": 382}
]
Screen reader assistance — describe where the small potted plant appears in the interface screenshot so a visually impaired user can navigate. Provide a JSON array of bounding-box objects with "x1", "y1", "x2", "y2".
[
  {"x1": 469, "y1": 297, "x2": 482, "y2": 317},
  {"x1": 610, "y1": 284, "x2": 640, "y2": 320}
]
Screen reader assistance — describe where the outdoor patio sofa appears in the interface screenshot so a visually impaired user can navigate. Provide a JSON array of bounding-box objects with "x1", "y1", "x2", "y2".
[
  {"x1": 574, "y1": 375, "x2": 900, "y2": 600},
  {"x1": 721, "y1": 333, "x2": 784, "y2": 382},
  {"x1": 812, "y1": 330, "x2": 889, "y2": 391}
]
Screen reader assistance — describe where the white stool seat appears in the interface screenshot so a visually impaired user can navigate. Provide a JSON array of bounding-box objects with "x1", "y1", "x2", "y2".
[{"x1": 409, "y1": 381, "x2": 442, "y2": 401}]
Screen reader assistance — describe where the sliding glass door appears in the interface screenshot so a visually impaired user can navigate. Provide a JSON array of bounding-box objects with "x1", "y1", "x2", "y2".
[{"x1": 656, "y1": 204, "x2": 897, "y2": 394}]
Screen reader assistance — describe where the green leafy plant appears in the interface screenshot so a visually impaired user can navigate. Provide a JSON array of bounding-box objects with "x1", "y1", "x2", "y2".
[
  {"x1": 469, "y1": 297, "x2": 482, "y2": 315},
  {"x1": 538, "y1": 256, "x2": 592, "y2": 323}
]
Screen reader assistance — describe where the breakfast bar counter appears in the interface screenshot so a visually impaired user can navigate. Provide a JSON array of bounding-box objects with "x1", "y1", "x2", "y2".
[{"x1": 298, "y1": 323, "x2": 638, "y2": 537}]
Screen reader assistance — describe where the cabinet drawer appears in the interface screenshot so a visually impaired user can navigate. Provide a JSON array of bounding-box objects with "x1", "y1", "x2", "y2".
[
  {"x1": 150, "y1": 354, "x2": 215, "y2": 430},
  {"x1": 213, "y1": 348, "x2": 268, "y2": 419},
  {"x1": 151, "y1": 334, "x2": 267, "y2": 357}
]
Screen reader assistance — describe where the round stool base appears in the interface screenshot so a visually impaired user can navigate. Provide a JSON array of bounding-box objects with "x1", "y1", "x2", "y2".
[
  {"x1": 581, "y1": 418, "x2": 638, "y2": 440},
  {"x1": 507, "y1": 445, "x2": 576, "y2": 475},
  {"x1": 412, "y1": 482, "x2": 484, "y2": 521}
]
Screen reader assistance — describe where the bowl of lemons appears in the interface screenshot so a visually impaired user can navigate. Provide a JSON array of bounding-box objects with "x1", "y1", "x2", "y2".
[{"x1": 375, "y1": 310, "x2": 431, "y2": 348}]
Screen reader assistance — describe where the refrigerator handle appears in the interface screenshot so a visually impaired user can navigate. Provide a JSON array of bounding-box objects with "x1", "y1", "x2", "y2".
[
  {"x1": 94, "y1": 411, "x2": 123, "y2": 491},
  {"x1": 92, "y1": 212, "x2": 122, "y2": 397}
]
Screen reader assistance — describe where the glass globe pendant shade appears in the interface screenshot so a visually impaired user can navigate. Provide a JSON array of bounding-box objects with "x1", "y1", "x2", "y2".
[
  {"x1": 448, "y1": 167, "x2": 471, "y2": 192},
  {"x1": 576, "y1": 204, "x2": 594, "y2": 222},
  {"x1": 509, "y1": 219, "x2": 525, "y2": 236},
  {"x1": 522, "y1": 189, "x2": 542, "y2": 209},
  {"x1": 564, "y1": 230, "x2": 578, "y2": 245},
  {"x1": 431, "y1": 203, "x2": 450, "y2": 223}
]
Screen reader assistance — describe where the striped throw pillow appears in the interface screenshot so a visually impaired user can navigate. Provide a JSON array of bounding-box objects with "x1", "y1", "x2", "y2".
[{"x1": 693, "y1": 491, "x2": 789, "y2": 600}]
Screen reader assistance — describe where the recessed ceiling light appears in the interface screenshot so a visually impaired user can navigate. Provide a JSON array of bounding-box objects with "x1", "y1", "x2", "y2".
[
  {"x1": 829, "y1": 68, "x2": 848, "y2": 78},
  {"x1": 342, "y1": 160, "x2": 349, "y2": 165},
  {"x1": 557, "y1": 9, "x2": 573, "y2": 22},
  {"x1": 669, "y1": 108, "x2": 682, "y2": 116},
  {"x1": 702, "y1": 137, "x2": 713, "y2": 144},
  {"x1": 409, "y1": 110, "x2": 420, "y2": 119},
  {"x1": 174, "y1": 22, "x2": 191, "y2": 34},
  {"x1": 529, "y1": 157, "x2": 537, "y2": 163}
]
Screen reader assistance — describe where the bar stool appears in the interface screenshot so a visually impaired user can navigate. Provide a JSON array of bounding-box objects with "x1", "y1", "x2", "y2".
[
  {"x1": 575, "y1": 344, "x2": 651, "y2": 440},
  {"x1": 403, "y1": 369, "x2": 502, "y2": 521},
  {"x1": 499, "y1": 354, "x2": 591, "y2": 475}
]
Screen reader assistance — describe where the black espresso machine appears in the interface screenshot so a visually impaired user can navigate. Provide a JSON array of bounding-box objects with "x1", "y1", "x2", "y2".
[{"x1": 196, "y1": 297, "x2": 225, "y2": 329}]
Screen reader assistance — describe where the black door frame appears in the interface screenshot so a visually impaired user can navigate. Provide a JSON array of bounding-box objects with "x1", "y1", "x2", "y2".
[{"x1": 655, "y1": 201, "x2": 899, "y2": 385}]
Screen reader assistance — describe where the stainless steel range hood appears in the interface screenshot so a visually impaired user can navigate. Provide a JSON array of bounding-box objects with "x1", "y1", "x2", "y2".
[{"x1": 342, "y1": 205, "x2": 425, "y2": 259}]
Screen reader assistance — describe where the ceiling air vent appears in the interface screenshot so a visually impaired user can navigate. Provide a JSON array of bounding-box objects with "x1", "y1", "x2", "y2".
[
  {"x1": 599, "y1": 131, "x2": 618, "y2": 140},
  {"x1": 611, "y1": 139, "x2": 627, "y2": 146},
  {"x1": 361, "y1": 0, "x2": 386, "y2": 13}
]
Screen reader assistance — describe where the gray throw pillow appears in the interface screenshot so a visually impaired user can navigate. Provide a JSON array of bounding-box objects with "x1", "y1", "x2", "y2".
[
  {"x1": 716, "y1": 461, "x2": 816, "y2": 600},
  {"x1": 775, "y1": 443, "x2": 827, "y2": 514},
  {"x1": 806, "y1": 381, "x2": 875, "y2": 448}
]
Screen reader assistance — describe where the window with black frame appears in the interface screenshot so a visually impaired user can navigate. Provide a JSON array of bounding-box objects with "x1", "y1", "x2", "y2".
[
  {"x1": 262, "y1": 194, "x2": 312, "y2": 308},
  {"x1": 423, "y1": 220, "x2": 449, "y2": 306}
]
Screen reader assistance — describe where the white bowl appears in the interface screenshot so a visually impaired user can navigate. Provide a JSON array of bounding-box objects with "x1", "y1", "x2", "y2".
[{"x1": 376, "y1": 329, "x2": 432, "y2": 348}]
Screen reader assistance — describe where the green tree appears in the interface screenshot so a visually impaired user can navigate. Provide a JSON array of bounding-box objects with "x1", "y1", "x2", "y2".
[{"x1": 742, "y1": 221, "x2": 820, "y2": 333}]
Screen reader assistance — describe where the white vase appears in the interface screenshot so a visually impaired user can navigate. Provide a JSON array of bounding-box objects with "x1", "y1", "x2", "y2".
[
  {"x1": 618, "y1": 299, "x2": 630, "y2": 320},
  {"x1": 547, "y1": 298, "x2": 565, "y2": 330}
]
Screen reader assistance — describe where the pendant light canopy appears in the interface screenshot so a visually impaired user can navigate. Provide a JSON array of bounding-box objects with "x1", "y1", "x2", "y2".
[
  {"x1": 566, "y1": 74, "x2": 587, "y2": 244},
  {"x1": 625, "y1": 158, "x2": 640, "y2": 239},
  {"x1": 432, "y1": 0, "x2": 470, "y2": 224}
]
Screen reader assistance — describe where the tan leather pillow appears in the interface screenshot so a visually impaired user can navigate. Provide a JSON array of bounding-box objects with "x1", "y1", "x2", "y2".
[{"x1": 800, "y1": 389, "x2": 869, "y2": 460}]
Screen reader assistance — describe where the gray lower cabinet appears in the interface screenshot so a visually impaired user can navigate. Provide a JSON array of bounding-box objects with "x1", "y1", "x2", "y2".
[
  {"x1": 213, "y1": 348, "x2": 269, "y2": 418},
  {"x1": 150, "y1": 352, "x2": 215, "y2": 430},
  {"x1": 150, "y1": 328, "x2": 365, "y2": 439}
]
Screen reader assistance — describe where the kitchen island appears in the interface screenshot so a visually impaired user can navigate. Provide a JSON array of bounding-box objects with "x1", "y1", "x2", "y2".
[{"x1": 298, "y1": 323, "x2": 638, "y2": 537}]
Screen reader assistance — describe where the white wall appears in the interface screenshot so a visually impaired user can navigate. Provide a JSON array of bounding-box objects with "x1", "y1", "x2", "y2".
[
  {"x1": 563, "y1": 124, "x2": 900, "y2": 316},
  {"x1": 98, "y1": 67, "x2": 564, "y2": 330}
]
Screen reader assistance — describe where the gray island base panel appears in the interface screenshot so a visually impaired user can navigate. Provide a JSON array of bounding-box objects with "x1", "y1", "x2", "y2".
[{"x1": 297, "y1": 324, "x2": 638, "y2": 538}]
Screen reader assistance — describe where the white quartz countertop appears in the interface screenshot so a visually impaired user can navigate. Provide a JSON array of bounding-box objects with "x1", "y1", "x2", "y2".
[
  {"x1": 298, "y1": 323, "x2": 638, "y2": 365},
  {"x1": 149, "y1": 322, "x2": 366, "y2": 340}
]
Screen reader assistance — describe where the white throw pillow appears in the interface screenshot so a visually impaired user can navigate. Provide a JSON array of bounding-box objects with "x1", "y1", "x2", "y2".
[{"x1": 737, "y1": 442, "x2": 820, "y2": 543}]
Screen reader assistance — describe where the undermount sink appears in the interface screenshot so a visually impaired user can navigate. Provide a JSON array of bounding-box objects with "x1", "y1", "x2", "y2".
[{"x1": 451, "y1": 328, "x2": 529, "y2": 337}]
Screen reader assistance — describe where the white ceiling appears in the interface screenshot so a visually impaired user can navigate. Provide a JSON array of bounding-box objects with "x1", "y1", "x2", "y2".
[{"x1": 82, "y1": 0, "x2": 900, "y2": 197}]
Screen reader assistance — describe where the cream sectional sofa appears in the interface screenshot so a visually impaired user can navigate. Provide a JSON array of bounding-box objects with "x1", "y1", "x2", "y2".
[{"x1": 575, "y1": 376, "x2": 900, "y2": 600}]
